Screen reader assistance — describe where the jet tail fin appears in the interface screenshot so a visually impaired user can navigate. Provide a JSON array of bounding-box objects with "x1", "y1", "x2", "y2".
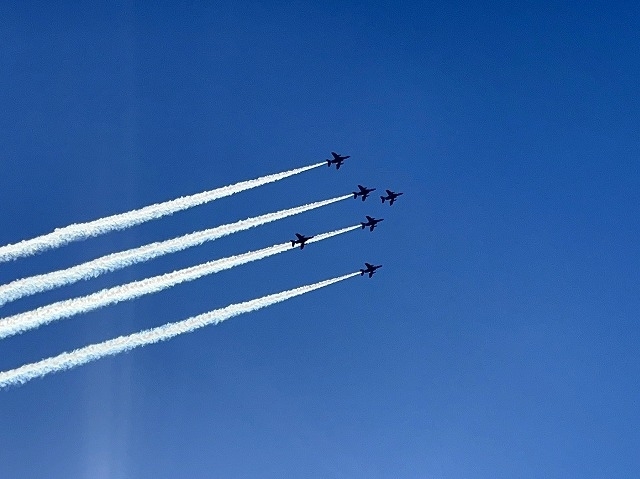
[{"x1": 381, "y1": 196, "x2": 386, "y2": 203}]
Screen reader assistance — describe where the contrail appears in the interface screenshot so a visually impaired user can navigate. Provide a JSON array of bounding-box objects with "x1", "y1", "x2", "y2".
[
  {"x1": 0, "y1": 271, "x2": 359, "y2": 389},
  {"x1": 0, "y1": 194, "x2": 352, "y2": 306},
  {"x1": 0, "y1": 162, "x2": 325, "y2": 263},
  {"x1": 0, "y1": 225, "x2": 359, "y2": 339}
]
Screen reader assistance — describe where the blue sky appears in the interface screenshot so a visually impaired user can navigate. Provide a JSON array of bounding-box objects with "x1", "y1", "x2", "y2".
[{"x1": 1, "y1": 1, "x2": 638, "y2": 477}]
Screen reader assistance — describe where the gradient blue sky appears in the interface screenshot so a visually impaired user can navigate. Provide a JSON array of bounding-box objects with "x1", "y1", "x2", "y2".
[{"x1": 1, "y1": 2, "x2": 638, "y2": 478}]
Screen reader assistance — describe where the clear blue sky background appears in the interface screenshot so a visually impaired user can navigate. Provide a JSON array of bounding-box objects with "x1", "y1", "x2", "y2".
[{"x1": 1, "y1": 2, "x2": 638, "y2": 478}]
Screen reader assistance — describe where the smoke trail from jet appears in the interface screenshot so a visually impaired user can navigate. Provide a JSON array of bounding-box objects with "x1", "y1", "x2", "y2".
[
  {"x1": 0, "y1": 194, "x2": 352, "y2": 307},
  {"x1": 0, "y1": 272, "x2": 359, "y2": 389},
  {"x1": 0, "y1": 162, "x2": 325, "y2": 263},
  {"x1": 0, "y1": 225, "x2": 359, "y2": 340}
]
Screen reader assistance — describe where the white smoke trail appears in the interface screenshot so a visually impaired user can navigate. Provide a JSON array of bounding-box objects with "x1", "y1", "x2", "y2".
[
  {"x1": 0, "y1": 162, "x2": 324, "y2": 263},
  {"x1": 0, "y1": 194, "x2": 352, "y2": 306},
  {"x1": 0, "y1": 272, "x2": 359, "y2": 389},
  {"x1": 0, "y1": 226, "x2": 359, "y2": 339}
]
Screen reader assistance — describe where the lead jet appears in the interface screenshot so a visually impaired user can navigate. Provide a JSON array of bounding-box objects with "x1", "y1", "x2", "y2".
[
  {"x1": 360, "y1": 262, "x2": 382, "y2": 278},
  {"x1": 380, "y1": 189, "x2": 403, "y2": 206},
  {"x1": 291, "y1": 233, "x2": 313, "y2": 249},
  {"x1": 353, "y1": 184, "x2": 376, "y2": 201},
  {"x1": 326, "y1": 151, "x2": 350, "y2": 170},
  {"x1": 361, "y1": 215, "x2": 384, "y2": 231}
]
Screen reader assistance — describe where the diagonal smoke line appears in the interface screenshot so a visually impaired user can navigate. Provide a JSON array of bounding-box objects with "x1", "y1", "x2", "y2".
[
  {"x1": 0, "y1": 194, "x2": 352, "y2": 307},
  {"x1": 0, "y1": 225, "x2": 360, "y2": 340},
  {"x1": 0, "y1": 272, "x2": 360, "y2": 389},
  {"x1": 0, "y1": 162, "x2": 325, "y2": 263}
]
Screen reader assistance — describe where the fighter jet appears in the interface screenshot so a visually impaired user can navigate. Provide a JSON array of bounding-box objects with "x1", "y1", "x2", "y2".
[
  {"x1": 291, "y1": 233, "x2": 313, "y2": 249},
  {"x1": 361, "y1": 215, "x2": 384, "y2": 231},
  {"x1": 360, "y1": 262, "x2": 382, "y2": 278},
  {"x1": 353, "y1": 184, "x2": 376, "y2": 201},
  {"x1": 380, "y1": 190, "x2": 403, "y2": 206},
  {"x1": 326, "y1": 151, "x2": 350, "y2": 170}
]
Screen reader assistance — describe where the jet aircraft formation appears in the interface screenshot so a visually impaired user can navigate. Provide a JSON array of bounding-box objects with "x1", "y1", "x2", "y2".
[
  {"x1": 0, "y1": 152, "x2": 404, "y2": 388},
  {"x1": 292, "y1": 151, "x2": 403, "y2": 277}
]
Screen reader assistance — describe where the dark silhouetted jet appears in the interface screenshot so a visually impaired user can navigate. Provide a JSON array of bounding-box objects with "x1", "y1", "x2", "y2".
[
  {"x1": 380, "y1": 189, "x2": 403, "y2": 206},
  {"x1": 291, "y1": 233, "x2": 313, "y2": 249},
  {"x1": 361, "y1": 215, "x2": 384, "y2": 231},
  {"x1": 326, "y1": 152, "x2": 350, "y2": 170},
  {"x1": 353, "y1": 184, "x2": 376, "y2": 201},
  {"x1": 360, "y1": 262, "x2": 382, "y2": 278}
]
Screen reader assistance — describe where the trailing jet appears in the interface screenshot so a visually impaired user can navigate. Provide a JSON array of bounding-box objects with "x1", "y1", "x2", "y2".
[
  {"x1": 360, "y1": 262, "x2": 382, "y2": 278},
  {"x1": 353, "y1": 184, "x2": 376, "y2": 201},
  {"x1": 291, "y1": 233, "x2": 314, "y2": 249},
  {"x1": 380, "y1": 190, "x2": 403, "y2": 206},
  {"x1": 326, "y1": 152, "x2": 350, "y2": 170},
  {"x1": 361, "y1": 215, "x2": 384, "y2": 231}
]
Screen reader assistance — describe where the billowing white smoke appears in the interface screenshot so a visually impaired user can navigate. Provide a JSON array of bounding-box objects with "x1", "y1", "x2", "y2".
[
  {"x1": 0, "y1": 162, "x2": 324, "y2": 262},
  {"x1": 0, "y1": 272, "x2": 359, "y2": 389},
  {"x1": 0, "y1": 226, "x2": 360, "y2": 339},
  {"x1": 0, "y1": 194, "x2": 351, "y2": 306}
]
